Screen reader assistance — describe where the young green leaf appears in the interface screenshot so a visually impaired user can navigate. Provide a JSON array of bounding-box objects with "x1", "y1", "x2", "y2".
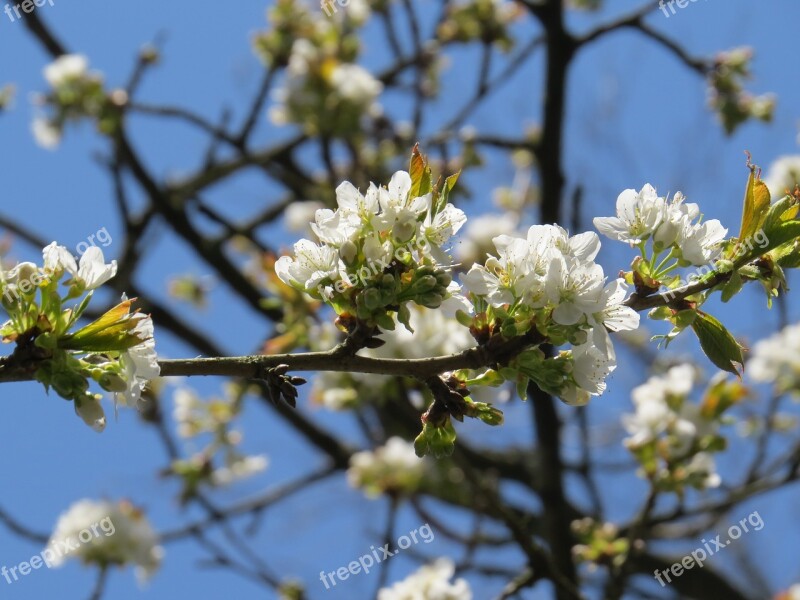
[
  {"x1": 690, "y1": 311, "x2": 743, "y2": 376},
  {"x1": 739, "y1": 157, "x2": 771, "y2": 241}
]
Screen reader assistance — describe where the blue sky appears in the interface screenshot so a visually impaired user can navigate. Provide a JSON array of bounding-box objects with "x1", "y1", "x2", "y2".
[{"x1": 1, "y1": 1, "x2": 799, "y2": 598}]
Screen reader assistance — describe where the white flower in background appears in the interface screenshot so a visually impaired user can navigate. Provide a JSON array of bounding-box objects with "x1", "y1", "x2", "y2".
[
  {"x1": 622, "y1": 364, "x2": 722, "y2": 490},
  {"x1": 48, "y1": 499, "x2": 163, "y2": 582},
  {"x1": 378, "y1": 558, "x2": 472, "y2": 600},
  {"x1": 456, "y1": 212, "x2": 519, "y2": 267},
  {"x1": 284, "y1": 200, "x2": 325, "y2": 234},
  {"x1": 309, "y1": 308, "x2": 475, "y2": 410},
  {"x1": 173, "y1": 387, "x2": 206, "y2": 438},
  {"x1": 623, "y1": 364, "x2": 696, "y2": 447},
  {"x1": 32, "y1": 115, "x2": 61, "y2": 149},
  {"x1": 334, "y1": 0, "x2": 371, "y2": 24},
  {"x1": 764, "y1": 155, "x2": 800, "y2": 199},
  {"x1": 347, "y1": 437, "x2": 425, "y2": 497},
  {"x1": 43, "y1": 54, "x2": 89, "y2": 87},
  {"x1": 593, "y1": 184, "x2": 666, "y2": 245},
  {"x1": 784, "y1": 583, "x2": 800, "y2": 600},
  {"x1": 1, "y1": 261, "x2": 39, "y2": 298},
  {"x1": 330, "y1": 63, "x2": 383, "y2": 104},
  {"x1": 211, "y1": 455, "x2": 269, "y2": 486},
  {"x1": 114, "y1": 313, "x2": 160, "y2": 410},
  {"x1": 271, "y1": 39, "x2": 382, "y2": 130},
  {"x1": 310, "y1": 370, "x2": 362, "y2": 410},
  {"x1": 748, "y1": 322, "x2": 800, "y2": 389},
  {"x1": 679, "y1": 218, "x2": 727, "y2": 266},
  {"x1": 684, "y1": 452, "x2": 721, "y2": 488}
]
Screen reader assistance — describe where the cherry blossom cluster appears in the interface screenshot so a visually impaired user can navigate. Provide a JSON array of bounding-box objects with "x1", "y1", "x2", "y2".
[
  {"x1": 254, "y1": 0, "x2": 381, "y2": 138},
  {"x1": 377, "y1": 558, "x2": 471, "y2": 600},
  {"x1": 749, "y1": 322, "x2": 800, "y2": 394},
  {"x1": 48, "y1": 499, "x2": 162, "y2": 582},
  {"x1": 169, "y1": 383, "x2": 269, "y2": 499},
  {"x1": 276, "y1": 168, "x2": 466, "y2": 330},
  {"x1": 31, "y1": 54, "x2": 126, "y2": 149},
  {"x1": 593, "y1": 184, "x2": 728, "y2": 267},
  {"x1": 461, "y1": 224, "x2": 640, "y2": 406},
  {"x1": 0, "y1": 243, "x2": 159, "y2": 431},
  {"x1": 623, "y1": 365, "x2": 743, "y2": 492},
  {"x1": 347, "y1": 437, "x2": 427, "y2": 498}
]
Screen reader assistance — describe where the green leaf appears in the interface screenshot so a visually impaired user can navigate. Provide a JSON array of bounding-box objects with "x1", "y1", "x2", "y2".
[
  {"x1": 720, "y1": 271, "x2": 743, "y2": 303},
  {"x1": 739, "y1": 162, "x2": 771, "y2": 241},
  {"x1": 435, "y1": 170, "x2": 461, "y2": 215},
  {"x1": 408, "y1": 144, "x2": 432, "y2": 198},
  {"x1": 690, "y1": 311, "x2": 743, "y2": 376},
  {"x1": 464, "y1": 399, "x2": 504, "y2": 426}
]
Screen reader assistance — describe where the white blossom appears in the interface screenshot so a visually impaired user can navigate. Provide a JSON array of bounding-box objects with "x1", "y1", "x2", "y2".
[
  {"x1": 285, "y1": 200, "x2": 325, "y2": 234},
  {"x1": 593, "y1": 184, "x2": 666, "y2": 245},
  {"x1": 764, "y1": 155, "x2": 800, "y2": 199},
  {"x1": 679, "y1": 218, "x2": 727, "y2": 266},
  {"x1": 748, "y1": 322, "x2": 800, "y2": 389},
  {"x1": 48, "y1": 499, "x2": 163, "y2": 582},
  {"x1": 275, "y1": 239, "x2": 343, "y2": 290},
  {"x1": 43, "y1": 54, "x2": 89, "y2": 87},
  {"x1": 593, "y1": 279, "x2": 640, "y2": 332},
  {"x1": 114, "y1": 313, "x2": 160, "y2": 410},
  {"x1": 623, "y1": 364, "x2": 697, "y2": 447},
  {"x1": 456, "y1": 212, "x2": 519, "y2": 267},
  {"x1": 570, "y1": 326, "x2": 617, "y2": 397},
  {"x1": 211, "y1": 455, "x2": 269, "y2": 486},
  {"x1": 347, "y1": 437, "x2": 425, "y2": 497},
  {"x1": 378, "y1": 558, "x2": 471, "y2": 600},
  {"x1": 330, "y1": 63, "x2": 383, "y2": 104},
  {"x1": 32, "y1": 116, "x2": 61, "y2": 149},
  {"x1": 74, "y1": 396, "x2": 106, "y2": 433},
  {"x1": 546, "y1": 255, "x2": 605, "y2": 326}
]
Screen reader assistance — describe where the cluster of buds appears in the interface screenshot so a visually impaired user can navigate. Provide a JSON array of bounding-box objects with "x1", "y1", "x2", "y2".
[
  {"x1": 707, "y1": 47, "x2": 775, "y2": 135},
  {"x1": 261, "y1": 363, "x2": 307, "y2": 408},
  {"x1": 414, "y1": 373, "x2": 503, "y2": 458},
  {"x1": 438, "y1": 0, "x2": 520, "y2": 52},
  {"x1": 32, "y1": 54, "x2": 126, "y2": 149},
  {"x1": 571, "y1": 518, "x2": 631, "y2": 572},
  {"x1": 623, "y1": 366, "x2": 746, "y2": 493},
  {"x1": 170, "y1": 383, "x2": 269, "y2": 501}
]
